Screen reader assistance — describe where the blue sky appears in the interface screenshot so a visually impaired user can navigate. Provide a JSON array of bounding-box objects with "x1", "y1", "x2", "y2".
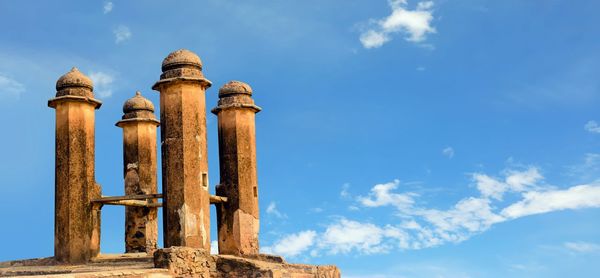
[{"x1": 1, "y1": 0, "x2": 600, "y2": 277}]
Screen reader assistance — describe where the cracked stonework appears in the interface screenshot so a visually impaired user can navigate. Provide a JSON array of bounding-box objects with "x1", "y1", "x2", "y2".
[
  {"x1": 200, "y1": 209, "x2": 207, "y2": 248},
  {"x1": 233, "y1": 209, "x2": 259, "y2": 253},
  {"x1": 178, "y1": 204, "x2": 199, "y2": 239}
]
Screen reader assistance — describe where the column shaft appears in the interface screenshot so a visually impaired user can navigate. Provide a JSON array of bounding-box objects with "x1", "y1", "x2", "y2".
[
  {"x1": 122, "y1": 122, "x2": 159, "y2": 253},
  {"x1": 153, "y1": 50, "x2": 212, "y2": 250},
  {"x1": 159, "y1": 83, "x2": 210, "y2": 248}
]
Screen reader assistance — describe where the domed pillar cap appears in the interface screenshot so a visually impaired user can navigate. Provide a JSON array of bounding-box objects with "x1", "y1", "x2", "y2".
[
  {"x1": 116, "y1": 91, "x2": 159, "y2": 127},
  {"x1": 153, "y1": 49, "x2": 212, "y2": 90},
  {"x1": 56, "y1": 67, "x2": 94, "y2": 91},
  {"x1": 212, "y1": 81, "x2": 261, "y2": 114},
  {"x1": 218, "y1": 81, "x2": 253, "y2": 98},
  {"x1": 49, "y1": 67, "x2": 101, "y2": 109},
  {"x1": 123, "y1": 91, "x2": 155, "y2": 113},
  {"x1": 161, "y1": 49, "x2": 203, "y2": 71}
]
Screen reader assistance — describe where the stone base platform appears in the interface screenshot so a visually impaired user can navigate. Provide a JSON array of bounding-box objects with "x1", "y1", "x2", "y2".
[
  {"x1": 0, "y1": 253, "x2": 169, "y2": 277},
  {"x1": 0, "y1": 249, "x2": 340, "y2": 278}
]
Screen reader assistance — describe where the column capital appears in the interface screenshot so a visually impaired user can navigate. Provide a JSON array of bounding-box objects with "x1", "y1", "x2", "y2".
[
  {"x1": 211, "y1": 81, "x2": 261, "y2": 114},
  {"x1": 116, "y1": 91, "x2": 159, "y2": 127},
  {"x1": 49, "y1": 67, "x2": 102, "y2": 109},
  {"x1": 152, "y1": 49, "x2": 212, "y2": 91},
  {"x1": 48, "y1": 95, "x2": 102, "y2": 109}
]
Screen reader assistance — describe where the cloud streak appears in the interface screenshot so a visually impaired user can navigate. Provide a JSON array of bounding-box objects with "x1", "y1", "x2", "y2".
[
  {"x1": 265, "y1": 166, "x2": 600, "y2": 256},
  {"x1": 360, "y1": 0, "x2": 436, "y2": 49},
  {"x1": 262, "y1": 230, "x2": 316, "y2": 257},
  {"x1": 88, "y1": 71, "x2": 114, "y2": 98},
  {"x1": 114, "y1": 25, "x2": 131, "y2": 44},
  {"x1": 442, "y1": 147, "x2": 454, "y2": 158},
  {"x1": 0, "y1": 74, "x2": 25, "y2": 99},
  {"x1": 564, "y1": 241, "x2": 600, "y2": 254},
  {"x1": 585, "y1": 121, "x2": 600, "y2": 134},
  {"x1": 266, "y1": 202, "x2": 287, "y2": 219},
  {"x1": 103, "y1": 2, "x2": 113, "y2": 14}
]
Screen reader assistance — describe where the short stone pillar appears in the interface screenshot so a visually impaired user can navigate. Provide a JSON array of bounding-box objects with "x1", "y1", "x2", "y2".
[
  {"x1": 48, "y1": 67, "x2": 102, "y2": 264},
  {"x1": 152, "y1": 49, "x2": 212, "y2": 250},
  {"x1": 116, "y1": 91, "x2": 160, "y2": 254},
  {"x1": 212, "y1": 81, "x2": 261, "y2": 256}
]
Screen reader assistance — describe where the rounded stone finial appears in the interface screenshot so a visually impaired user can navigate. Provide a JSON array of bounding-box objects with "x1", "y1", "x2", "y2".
[
  {"x1": 123, "y1": 91, "x2": 155, "y2": 113},
  {"x1": 161, "y1": 49, "x2": 202, "y2": 71},
  {"x1": 219, "y1": 81, "x2": 253, "y2": 98},
  {"x1": 56, "y1": 67, "x2": 93, "y2": 91}
]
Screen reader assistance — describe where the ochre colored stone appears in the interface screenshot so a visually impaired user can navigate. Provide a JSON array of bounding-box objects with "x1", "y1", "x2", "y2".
[
  {"x1": 153, "y1": 247, "x2": 210, "y2": 277},
  {"x1": 1, "y1": 253, "x2": 341, "y2": 277},
  {"x1": 152, "y1": 49, "x2": 212, "y2": 250},
  {"x1": 212, "y1": 81, "x2": 262, "y2": 256},
  {"x1": 48, "y1": 67, "x2": 102, "y2": 264},
  {"x1": 152, "y1": 248, "x2": 341, "y2": 278},
  {"x1": 117, "y1": 91, "x2": 160, "y2": 254}
]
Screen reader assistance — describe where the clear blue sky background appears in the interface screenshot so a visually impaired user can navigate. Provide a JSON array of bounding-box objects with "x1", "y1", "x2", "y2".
[{"x1": 1, "y1": 1, "x2": 600, "y2": 277}]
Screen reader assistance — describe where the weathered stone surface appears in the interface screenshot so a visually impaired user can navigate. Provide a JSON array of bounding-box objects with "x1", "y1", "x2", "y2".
[
  {"x1": 153, "y1": 247, "x2": 210, "y2": 277},
  {"x1": 152, "y1": 49, "x2": 212, "y2": 250},
  {"x1": 1, "y1": 253, "x2": 340, "y2": 277},
  {"x1": 213, "y1": 81, "x2": 262, "y2": 256},
  {"x1": 210, "y1": 255, "x2": 340, "y2": 278},
  {"x1": 48, "y1": 68, "x2": 103, "y2": 264},
  {"x1": 117, "y1": 92, "x2": 160, "y2": 254},
  {"x1": 153, "y1": 247, "x2": 341, "y2": 278},
  {"x1": 0, "y1": 254, "x2": 170, "y2": 277}
]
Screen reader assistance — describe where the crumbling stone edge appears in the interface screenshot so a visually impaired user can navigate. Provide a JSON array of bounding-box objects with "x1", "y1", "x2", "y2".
[{"x1": 153, "y1": 247, "x2": 341, "y2": 278}]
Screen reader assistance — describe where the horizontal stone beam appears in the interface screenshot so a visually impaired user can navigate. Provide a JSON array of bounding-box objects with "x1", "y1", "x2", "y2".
[
  {"x1": 92, "y1": 194, "x2": 163, "y2": 203},
  {"x1": 103, "y1": 200, "x2": 162, "y2": 208},
  {"x1": 92, "y1": 194, "x2": 227, "y2": 205},
  {"x1": 210, "y1": 195, "x2": 228, "y2": 204}
]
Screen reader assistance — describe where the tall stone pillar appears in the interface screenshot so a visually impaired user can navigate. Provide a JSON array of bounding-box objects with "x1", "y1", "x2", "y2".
[
  {"x1": 116, "y1": 91, "x2": 160, "y2": 254},
  {"x1": 212, "y1": 81, "x2": 261, "y2": 256},
  {"x1": 152, "y1": 49, "x2": 212, "y2": 250},
  {"x1": 48, "y1": 67, "x2": 102, "y2": 264}
]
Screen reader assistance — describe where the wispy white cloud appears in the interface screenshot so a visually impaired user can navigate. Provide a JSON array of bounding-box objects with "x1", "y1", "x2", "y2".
[
  {"x1": 88, "y1": 71, "x2": 114, "y2": 98},
  {"x1": 442, "y1": 147, "x2": 454, "y2": 158},
  {"x1": 340, "y1": 183, "x2": 351, "y2": 198},
  {"x1": 103, "y1": 1, "x2": 113, "y2": 14},
  {"x1": 114, "y1": 25, "x2": 131, "y2": 44},
  {"x1": 266, "y1": 201, "x2": 287, "y2": 219},
  {"x1": 502, "y1": 185, "x2": 600, "y2": 219},
  {"x1": 564, "y1": 241, "x2": 600, "y2": 253},
  {"x1": 267, "y1": 166, "x2": 600, "y2": 256},
  {"x1": 358, "y1": 179, "x2": 416, "y2": 211},
  {"x1": 0, "y1": 74, "x2": 25, "y2": 99},
  {"x1": 585, "y1": 121, "x2": 600, "y2": 134},
  {"x1": 262, "y1": 230, "x2": 316, "y2": 257},
  {"x1": 475, "y1": 168, "x2": 543, "y2": 201},
  {"x1": 360, "y1": 0, "x2": 436, "y2": 49},
  {"x1": 319, "y1": 218, "x2": 408, "y2": 254},
  {"x1": 566, "y1": 153, "x2": 600, "y2": 182}
]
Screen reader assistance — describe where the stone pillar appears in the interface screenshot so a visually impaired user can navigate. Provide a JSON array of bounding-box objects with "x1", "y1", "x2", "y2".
[
  {"x1": 48, "y1": 67, "x2": 102, "y2": 264},
  {"x1": 116, "y1": 91, "x2": 160, "y2": 254},
  {"x1": 152, "y1": 49, "x2": 212, "y2": 250},
  {"x1": 212, "y1": 81, "x2": 261, "y2": 256}
]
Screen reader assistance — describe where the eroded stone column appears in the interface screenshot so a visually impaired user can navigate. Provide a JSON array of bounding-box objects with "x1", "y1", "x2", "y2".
[
  {"x1": 116, "y1": 91, "x2": 160, "y2": 254},
  {"x1": 212, "y1": 81, "x2": 261, "y2": 256},
  {"x1": 48, "y1": 67, "x2": 102, "y2": 264},
  {"x1": 152, "y1": 49, "x2": 212, "y2": 250}
]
